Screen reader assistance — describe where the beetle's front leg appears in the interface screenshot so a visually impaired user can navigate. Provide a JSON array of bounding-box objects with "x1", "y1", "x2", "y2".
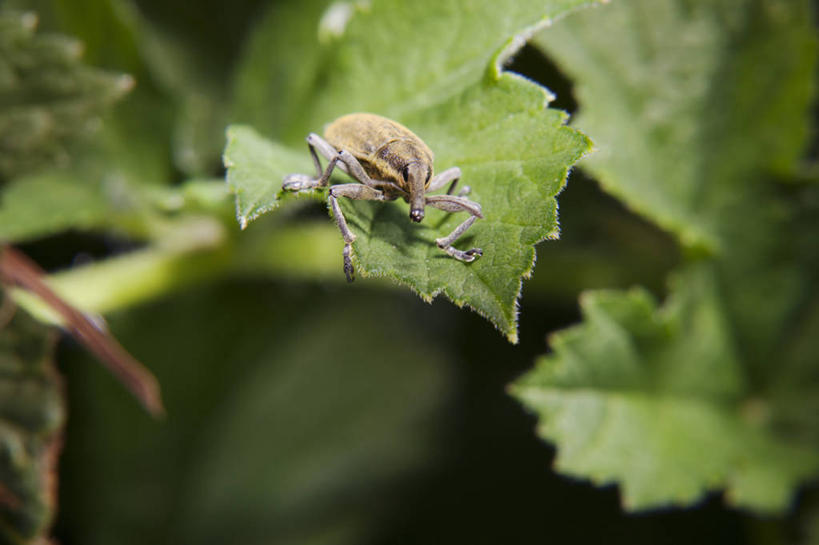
[
  {"x1": 328, "y1": 183, "x2": 386, "y2": 282},
  {"x1": 425, "y1": 194, "x2": 484, "y2": 262},
  {"x1": 283, "y1": 133, "x2": 351, "y2": 191},
  {"x1": 283, "y1": 151, "x2": 343, "y2": 191},
  {"x1": 284, "y1": 134, "x2": 400, "y2": 193}
]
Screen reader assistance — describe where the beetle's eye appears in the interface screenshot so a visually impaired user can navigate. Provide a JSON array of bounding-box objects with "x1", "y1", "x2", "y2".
[
  {"x1": 401, "y1": 166, "x2": 410, "y2": 182},
  {"x1": 425, "y1": 169, "x2": 432, "y2": 184}
]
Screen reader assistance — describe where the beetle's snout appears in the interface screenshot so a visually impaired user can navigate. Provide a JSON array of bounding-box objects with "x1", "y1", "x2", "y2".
[{"x1": 410, "y1": 208, "x2": 425, "y2": 222}]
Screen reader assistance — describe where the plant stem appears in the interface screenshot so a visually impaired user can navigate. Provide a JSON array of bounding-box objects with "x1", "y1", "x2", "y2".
[{"x1": 10, "y1": 219, "x2": 358, "y2": 323}]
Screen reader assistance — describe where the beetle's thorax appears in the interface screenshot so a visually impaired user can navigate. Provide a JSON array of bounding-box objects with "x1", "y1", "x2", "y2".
[{"x1": 373, "y1": 140, "x2": 432, "y2": 186}]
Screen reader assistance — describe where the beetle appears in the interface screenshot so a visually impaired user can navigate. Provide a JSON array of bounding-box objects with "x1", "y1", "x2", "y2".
[{"x1": 282, "y1": 113, "x2": 483, "y2": 282}]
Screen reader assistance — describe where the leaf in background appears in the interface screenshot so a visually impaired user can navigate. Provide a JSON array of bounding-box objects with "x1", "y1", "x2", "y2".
[
  {"x1": 534, "y1": 0, "x2": 817, "y2": 252},
  {"x1": 0, "y1": 171, "x2": 113, "y2": 243},
  {"x1": 511, "y1": 266, "x2": 819, "y2": 513},
  {"x1": 0, "y1": 0, "x2": 244, "y2": 246},
  {"x1": 0, "y1": 295, "x2": 64, "y2": 543},
  {"x1": 47, "y1": 0, "x2": 263, "y2": 178},
  {"x1": 226, "y1": 0, "x2": 597, "y2": 341},
  {"x1": 512, "y1": 0, "x2": 819, "y2": 513},
  {"x1": 0, "y1": 9, "x2": 133, "y2": 180},
  {"x1": 0, "y1": 4, "x2": 171, "y2": 245}
]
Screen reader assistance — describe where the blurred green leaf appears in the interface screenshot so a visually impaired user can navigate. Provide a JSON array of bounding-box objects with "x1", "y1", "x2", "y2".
[
  {"x1": 533, "y1": 0, "x2": 819, "y2": 383},
  {"x1": 47, "y1": 0, "x2": 257, "y2": 177},
  {"x1": 0, "y1": 171, "x2": 113, "y2": 243},
  {"x1": 0, "y1": 297, "x2": 64, "y2": 543},
  {"x1": 535, "y1": 0, "x2": 818, "y2": 252},
  {"x1": 226, "y1": 0, "x2": 597, "y2": 342},
  {"x1": 0, "y1": 4, "x2": 177, "y2": 245},
  {"x1": 512, "y1": 0, "x2": 819, "y2": 514},
  {"x1": 0, "y1": 9, "x2": 132, "y2": 180},
  {"x1": 58, "y1": 283, "x2": 452, "y2": 545},
  {"x1": 511, "y1": 266, "x2": 819, "y2": 513}
]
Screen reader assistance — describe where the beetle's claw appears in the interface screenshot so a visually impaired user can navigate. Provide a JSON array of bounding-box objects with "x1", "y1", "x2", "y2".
[
  {"x1": 437, "y1": 243, "x2": 483, "y2": 263},
  {"x1": 460, "y1": 248, "x2": 482, "y2": 262}
]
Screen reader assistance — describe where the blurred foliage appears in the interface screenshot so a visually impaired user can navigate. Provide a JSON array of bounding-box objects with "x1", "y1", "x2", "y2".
[
  {"x1": 57, "y1": 282, "x2": 454, "y2": 545},
  {"x1": 513, "y1": 0, "x2": 819, "y2": 515},
  {"x1": 0, "y1": 296, "x2": 63, "y2": 543},
  {"x1": 514, "y1": 266, "x2": 818, "y2": 512},
  {"x1": 534, "y1": 0, "x2": 817, "y2": 252},
  {"x1": 0, "y1": 10, "x2": 131, "y2": 180},
  {"x1": 0, "y1": 0, "x2": 815, "y2": 543}
]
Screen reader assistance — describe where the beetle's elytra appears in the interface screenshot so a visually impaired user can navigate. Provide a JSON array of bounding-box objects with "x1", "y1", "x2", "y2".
[{"x1": 283, "y1": 113, "x2": 483, "y2": 282}]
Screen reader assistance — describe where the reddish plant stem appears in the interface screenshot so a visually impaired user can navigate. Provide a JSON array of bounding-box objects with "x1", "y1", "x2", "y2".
[{"x1": 0, "y1": 245, "x2": 164, "y2": 417}]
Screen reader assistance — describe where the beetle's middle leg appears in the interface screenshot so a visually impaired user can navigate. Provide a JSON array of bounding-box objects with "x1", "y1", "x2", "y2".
[
  {"x1": 328, "y1": 183, "x2": 386, "y2": 282},
  {"x1": 425, "y1": 194, "x2": 484, "y2": 262},
  {"x1": 427, "y1": 167, "x2": 471, "y2": 197}
]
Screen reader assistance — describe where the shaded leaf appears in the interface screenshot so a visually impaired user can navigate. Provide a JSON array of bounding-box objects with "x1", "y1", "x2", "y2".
[
  {"x1": 511, "y1": 266, "x2": 819, "y2": 513},
  {"x1": 225, "y1": 0, "x2": 596, "y2": 341}
]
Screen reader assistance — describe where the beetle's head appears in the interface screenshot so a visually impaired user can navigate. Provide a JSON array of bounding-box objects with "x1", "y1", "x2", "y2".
[{"x1": 402, "y1": 161, "x2": 432, "y2": 223}]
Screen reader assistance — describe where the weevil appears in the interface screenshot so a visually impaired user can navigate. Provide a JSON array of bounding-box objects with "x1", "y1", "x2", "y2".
[{"x1": 282, "y1": 113, "x2": 483, "y2": 282}]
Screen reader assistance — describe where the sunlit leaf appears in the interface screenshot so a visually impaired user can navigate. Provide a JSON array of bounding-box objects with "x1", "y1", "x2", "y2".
[{"x1": 225, "y1": 0, "x2": 598, "y2": 341}]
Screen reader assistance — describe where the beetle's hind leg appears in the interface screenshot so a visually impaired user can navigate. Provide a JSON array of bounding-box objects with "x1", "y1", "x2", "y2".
[
  {"x1": 425, "y1": 194, "x2": 484, "y2": 262},
  {"x1": 328, "y1": 183, "x2": 387, "y2": 282}
]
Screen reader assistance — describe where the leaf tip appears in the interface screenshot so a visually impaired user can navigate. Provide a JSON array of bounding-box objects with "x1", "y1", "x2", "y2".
[{"x1": 318, "y1": 1, "x2": 370, "y2": 43}]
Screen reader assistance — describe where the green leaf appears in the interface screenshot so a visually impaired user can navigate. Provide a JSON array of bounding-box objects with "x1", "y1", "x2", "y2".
[
  {"x1": 511, "y1": 266, "x2": 819, "y2": 513},
  {"x1": 513, "y1": 0, "x2": 819, "y2": 514},
  {"x1": 225, "y1": 0, "x2": 596, "y2": 341},
  {"x1": 0, "y1": 297, "x2": 65, "y2": 543},
  {"x1": 534, "y1": 0, "x2": 818, "y2": 252},
  {"x1": 532, "y1": 0, "x2": 819, "y2": 415},
  {"x1": 224, "y1": 125, "x2": 321, "y2": 228},
  {"x1": 0, "y1": 9, "x2": 133, "y2": 180}
]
